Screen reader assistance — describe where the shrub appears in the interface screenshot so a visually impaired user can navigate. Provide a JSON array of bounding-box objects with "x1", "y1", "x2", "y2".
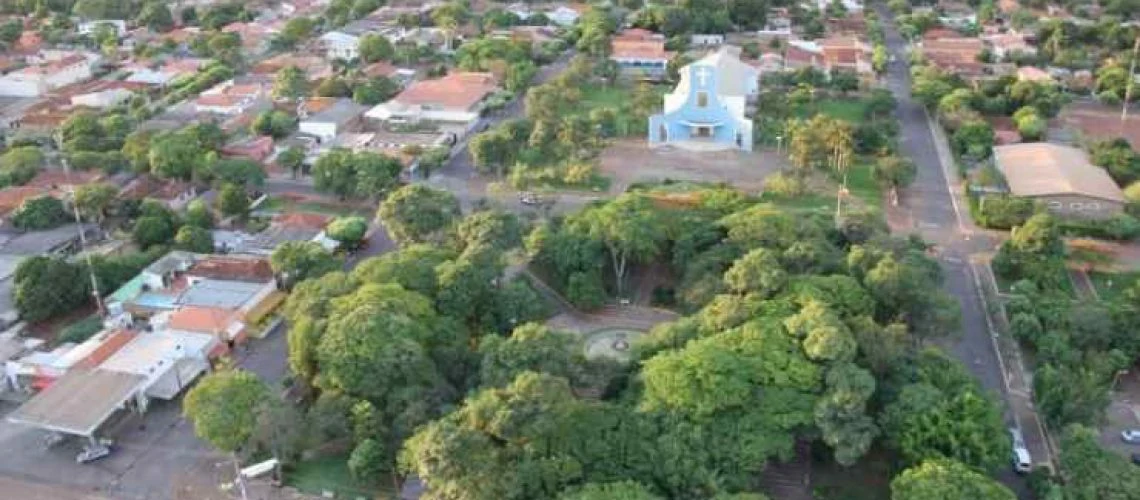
[
  {"x1": 976, "y1": 195, "x2": 1035, "y2": 229},
  {"x1": 1058, "y1": 213, "x2": 1140, "y2": 241},
  {"x1": 566, "y1": 271, "x2": 605, "y2": 311},
  {"x1": 58, "y1": 316, "x2": 103, "y2": 344},
  {"x1": 763, "y1": 171, "x2": 806, "y2": 197}
]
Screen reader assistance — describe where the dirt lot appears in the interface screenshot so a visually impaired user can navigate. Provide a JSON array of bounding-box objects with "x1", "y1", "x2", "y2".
[
  {"x1": 598, "y1": 139, "x2": 788, "y2": 194},
  {"x1": 1059, "y1": 102, "x2": 1140, "y2": 148}
]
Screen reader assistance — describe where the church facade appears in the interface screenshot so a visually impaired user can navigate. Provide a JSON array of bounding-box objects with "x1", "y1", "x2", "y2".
[{"x1": 648, "y1": 46, "x2": 759, "y2": 152}]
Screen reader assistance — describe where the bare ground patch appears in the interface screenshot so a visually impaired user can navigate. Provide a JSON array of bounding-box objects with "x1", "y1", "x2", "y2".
[{"x1": 598, "y1": 139, "x2": 788, "y2": 193}]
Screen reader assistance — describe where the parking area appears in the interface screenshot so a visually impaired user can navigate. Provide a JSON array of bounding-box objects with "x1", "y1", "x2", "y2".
[
  {"x1": 0, "y1": 322, "x2": 290, "y2": 499},
  {"x1": 0, "y1": 395, "x2": 228, "y2": 500},
  {"x1": 1102, "y1": 370, "x2": 1140, "y2": 460},
  {"x1": 598, "y1": 139, "x2": 787, "y2": 193}
]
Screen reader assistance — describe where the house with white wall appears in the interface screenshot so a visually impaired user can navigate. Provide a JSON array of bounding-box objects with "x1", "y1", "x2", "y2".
[
  {"x1": 0, "y1": 53, "x2": 96, "y2": 97},
  {"x1": 320, "y1": 31, "x2": 361, "y2": 60}
]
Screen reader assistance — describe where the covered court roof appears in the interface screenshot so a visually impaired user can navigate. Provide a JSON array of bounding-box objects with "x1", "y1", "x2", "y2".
[{"x1": 7, "y1": 368, "x2": 144, "y2": 436}]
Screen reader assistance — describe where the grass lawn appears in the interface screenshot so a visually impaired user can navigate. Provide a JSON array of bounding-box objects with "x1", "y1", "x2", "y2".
[
  {"x1": 843, "y1": 160, "x2": 883, "y2": 208},
  {"x1": 757, "y1": 193, "x2": 834, "y2": 213},
  {"x1": 1089, "y1": 271, "x2": 1140, "y2": 301},
  {"x1": 794, "y1": 98, "x2": 870, "y2": 124},
  {"x1": 285, "y1": 455, "x2": 389, "y2": 499},
  {"x1": 257, "y1": 196, "x2": 367, "y2": 217},
  {"x1": 578, "y1": 83, "x2": 669, "y2": 135}
]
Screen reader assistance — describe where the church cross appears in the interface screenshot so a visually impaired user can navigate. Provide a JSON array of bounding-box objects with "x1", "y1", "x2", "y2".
[{"x1": 695, "y1": 66, "x2": 711, "y2": 88}]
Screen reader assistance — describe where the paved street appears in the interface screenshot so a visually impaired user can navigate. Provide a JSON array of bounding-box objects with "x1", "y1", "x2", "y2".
[{"x1": 878, "y1": 5, "x2": 1041, "y2": 494}]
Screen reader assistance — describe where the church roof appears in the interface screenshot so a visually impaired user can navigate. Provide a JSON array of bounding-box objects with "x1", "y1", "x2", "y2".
[{"x1": 673, "y1": 46, "x2": 758, "y2": 98}]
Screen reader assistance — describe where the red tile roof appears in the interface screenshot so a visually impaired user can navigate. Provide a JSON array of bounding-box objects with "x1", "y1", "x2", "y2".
[
  {"x1": 273, "y1": 212, "x2": 331, "y2": 230},
  {"x1": 26, "y1": 170, "x2": 103, "y2": 189},
  {"x1": 0, "y1": 186, "x2": 50, "y2": 215},
  {"x1": 611, "y1": 29, "x2": 670, "y2": 60},
  {"x1": 394, "y1": 72, "x2": 497, "y2": 111},
  {"x1": 168, "y1": 306, "x2": 241, "y2": 335},
  {"x1": 188, "y1": 256, "x2": 274, "y2": 282}
]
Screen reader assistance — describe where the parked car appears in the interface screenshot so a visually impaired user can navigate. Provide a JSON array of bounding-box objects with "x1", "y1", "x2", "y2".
[
  {"x1": 76, "y1": 442, "x2": 112, "y2": 464},
  {"x1": 1121, "y1": 430, "x2": 1140, "y2": 443},
  {"x1": 1010, "y1": 428, "x2": 1032, "y2": 473}
]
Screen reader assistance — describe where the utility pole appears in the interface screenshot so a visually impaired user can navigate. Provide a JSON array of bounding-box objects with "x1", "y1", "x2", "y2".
[
  {"x1": 54, "y1": 133, "x2": 104, "y2": 316},
  {"x1": 1121, "y1": 35, "x2": 1140, "y2": 134}
]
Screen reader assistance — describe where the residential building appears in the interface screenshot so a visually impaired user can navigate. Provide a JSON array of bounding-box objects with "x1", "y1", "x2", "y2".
[
  {"x1": 298, "y1": 98, "x2": 365, "y2": 143},
  {"x1": 610, "y1": 29, "x2": 672, "y2": 80},
  {"x1": 547, "y1": 5, "x2": 584, "y2": 26},
  {"x1": 784, "y1": 37, "x2": 873, "y2": 75},
  {"x1": 994, "y1": 143, "x2": 1126, "y2": 219},
  {"x1": 364, "y1": 72, "x2": 498, "y2": 131},
  {"x1": 648, "y1": 46, "x2": 757, "y2": 152},
  {"x1": 1017, "y1": 66, "x2": 1053, "y2": 83},
  {"x1": 320, "y1": 31, "x2": 361, "y2": 60},
  {"x1": 193, "y1": 80, "x2": 265, "y2": 115},
  {"x1": 78, "y1": 20, "x2": 128, "y2": 37},
  {"x1": 0, "y1": 54, "x2": 95, "y2": 97},
  {"x1": 98, "y1": 330, "x2": 217, "y2": 399},
  {"x1": 71, "y1": 88, "x2": 134, "y2": 109},
  {"x1": 816, "y1": 0, "x2": 863, "y2": 12},
  {"x1": 985, "y1": 32, "x2": 1036, "y2": 59},
  {"x1": 250, "y1": 53, "x2": 333, "y2": 82},
  {"x1": 117, "y1": 175, "x2": 198, "y2": 211},
  {"x1": 691, "y1": 34, "x2": 725, "y2": 47}
]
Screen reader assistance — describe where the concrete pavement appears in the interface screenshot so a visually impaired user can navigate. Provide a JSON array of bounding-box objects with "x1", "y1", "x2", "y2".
[{"x1": 877, "y1": 5, "x2": 1047, "y2": 491}]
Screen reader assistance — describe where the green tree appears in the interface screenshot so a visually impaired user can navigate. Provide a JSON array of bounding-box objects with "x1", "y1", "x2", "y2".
[
  {"x1": 1059, "y1": 424, "x2": 1140, "y2": 500},
  {"x1": 11, "y1": 196, "x2": 69, "y2": 230},
  {"x1": 891, "y1": 459, "x2": 1016, "y2": 500},
  {"x1": 14, "y1": 257, "x2": 89, "y2": 322},
  {"x1": 251, "y1": 110, "x2": 297, "y2": 139},
  {"x1": 353, "y1": 76, "x2": 400, "y2": 105},
  {"x1": 880, "y1": 350, "x2": 1008, "y2": 471},
  {"x1": 174, "y1": 225, "x2": 215, "y2": 253},
  {"x1": 270, "y1": 241, "x2": 340, "y2": 286},
  {"x1": 558, "y1": 481, "x2": 662, "y2": 500},
  {"x1": 0, "y1": 147, "x2": 44, "y2": 186},
  {"x1": 74, "y1": 182, "x2": 118, "y2": 223},
  {"x1": 276, "y1": 16, "x2": 315, "y2": 48},
  {"x1": 377, "y1": 185, "x2": 461, "y2": 245},
  {"x1": 578, "y1": 194, "x2": 664, "y2": 297},
  {"x1": 273, "y1": 66, "x2": 308, "y2": 101},
  {"x1": 149, "y1": 131, "x2": 207, "y2": 180},
  {"x1": 277, "y1": 146, "x2": 306, "y2": 179},
  {"x1": 136, "y1": 1, "x2": 174, "y2": 32},
  {"x1": 348, "y1": 438, "x2": 387, "y2": 482},
  {"x1": 723, "y1": 248, "x2": 787, "y2": 297},
  {"x1": 326, "y1": 216, "x2": 369, "y2": 250},
  {"x1": 873, "y1": 155, "x2": 917, "y2": 205},
  {"x1": 478, "y1": 323, "x2": 583, "y2": 389},
  {"x1": 184, "y1": 199, "x2": 215, "y2": 229},
  {"x1": 132, "y1": 215, "x2": 175, "y2": 249},
  {"x1": 359, "y1": 33, "x2": 394, "y2": 62},
  {"x1": 215, "y1": 183, "x2": 249, "y2": 218},
  {"x1": 183, "y1": 369, "x2": 270, "y2": 453},
  {"x1": 351, "y1": 244, "x2": 454, "y2": 297}
]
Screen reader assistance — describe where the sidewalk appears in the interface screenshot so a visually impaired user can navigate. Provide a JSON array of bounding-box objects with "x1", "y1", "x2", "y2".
[{"x1": 972, "y1": 257, "x2": 1057, "y2": 471}]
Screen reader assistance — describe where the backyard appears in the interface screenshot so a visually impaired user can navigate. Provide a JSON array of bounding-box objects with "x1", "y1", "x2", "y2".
[{"x1": 1089, "y1": 271, "x2": 1140, "y2": 301}]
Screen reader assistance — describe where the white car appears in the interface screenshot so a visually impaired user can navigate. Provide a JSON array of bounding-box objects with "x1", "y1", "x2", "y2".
[
  {"x1": 1009, "y1": 428, "x2": 1032, "y2": 473},
  {"x1": 1121, "y1": 430, "x2": 1140, "y2": 443}
]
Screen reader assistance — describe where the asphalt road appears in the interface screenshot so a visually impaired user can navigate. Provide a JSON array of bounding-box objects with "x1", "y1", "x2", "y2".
[{"x1": 878, "y1": 6, "x2": 1031, "y2": 496}]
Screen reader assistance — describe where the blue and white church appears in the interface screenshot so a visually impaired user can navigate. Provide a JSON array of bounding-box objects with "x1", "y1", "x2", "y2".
[{"x1": 648, "y1": 46, "x2": 759, "y2": 152}]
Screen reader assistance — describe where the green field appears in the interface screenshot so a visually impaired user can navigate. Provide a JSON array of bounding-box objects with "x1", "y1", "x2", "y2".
[
  {"x1": 578, "y1": 84, "x2": 669, "y2": 135},
  {"x1": 285, "y1": 455, "x2": 388, "y2": 499}
]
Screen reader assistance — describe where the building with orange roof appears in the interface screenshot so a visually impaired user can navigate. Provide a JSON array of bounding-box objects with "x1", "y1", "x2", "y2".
[
  {"x1": 251, "y1": 53, "x2": 333, "y2": 82},
  {"x1": 1017, "y1": 66, "x2": 1054, "y2": 83},
  {"x1": 610, "y1": 28, "x2": 672, "y2": 80},
  {"x1": 26, "y1": 170, "x2": 103, "y2": 191},
  {"x1": 365, "y1": 72, "x2": 498, "y2": 130}
]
